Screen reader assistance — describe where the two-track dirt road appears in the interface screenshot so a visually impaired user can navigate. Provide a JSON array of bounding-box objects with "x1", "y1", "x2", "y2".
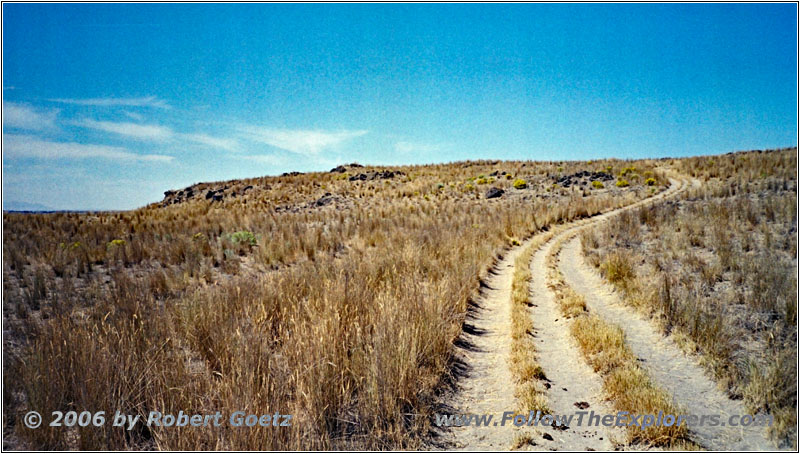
[{"x1": 433, "y1": 177, "x2": 776, "y2": 450}]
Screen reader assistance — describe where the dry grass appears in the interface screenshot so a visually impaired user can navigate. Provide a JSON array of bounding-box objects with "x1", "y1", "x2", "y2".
[
  {"x1": 569, "y1": 314, "x2": 691, "y2": 447},
  {"x1": 0, "y1": 157, "x2": 679, "y2": 449},
  {"x1": 581, "y1": 148, "x2": 797, "y2": 447},
  {"x1": 510, "y1": 431, "x2": 536, "y2": 449},
  {"x1": 508, "y1": 235, "x2": 551, "y2": 414},
  {"x1": 546, "y1": 235, "x2": 589, "y2": 319}
]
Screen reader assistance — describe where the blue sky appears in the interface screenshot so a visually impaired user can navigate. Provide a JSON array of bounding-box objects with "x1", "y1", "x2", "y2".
[{"x1": 3, "y1": 3, "x2": 797, "y2": 210}]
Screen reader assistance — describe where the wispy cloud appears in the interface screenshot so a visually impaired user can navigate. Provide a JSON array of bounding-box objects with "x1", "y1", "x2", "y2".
[
  {"x1": 123, "y1": 111, "x2": 144, "y2": 121},
  {"x1": 76, "y1": 119, "x2": 173, "y2": 141},
  {"x1": 240, "y1": 127, "x2": 367, "y2": 155},
  {"x1": 50, "y1": 96, "x2": 170, "y2": 109},
  {"x1": 3, "y1": 102, "x2": 59, "y2": 131},
  {"x1": 75, "y1": 117, "x2": 238, "y2": 150},
  {"x1": 3, "y1": 134, "x2": 173, "y2": 162},
  {"x1": 181, "y1": 133, "x2": 238, "y2": 152}
]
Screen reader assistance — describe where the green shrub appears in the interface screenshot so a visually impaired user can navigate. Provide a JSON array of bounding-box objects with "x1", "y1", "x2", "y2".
[
  {"x1": 513, "y1": 179, "x2": 528, "y2": 189},
  {"x1": 107, "y1": 239, "x2": 126, "y2": 249},
  {"x1": 476, "y1": 177, "x2": 488, "y2": 185},
  {"x1": 506, "y1": 174, "x2": 513, "y2": 180},
  {"x1": 592, "y1": 181, "x2": 605, "y2": 189},
  {"x1": 616, "y1": 179, "x2": 630, "y2": 188},
  {"x1": 231, "y1": 231, "x2": 257, "y2": 247},
  {"x1": 645, "y1": 177, "x2": 656, "y2": 186}
]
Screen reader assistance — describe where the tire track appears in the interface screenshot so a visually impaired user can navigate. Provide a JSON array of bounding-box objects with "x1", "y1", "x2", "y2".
[
  {"x1": 557, "y1": 235, "x2": 775, "y2": 450},
  {"x1": 523, "y1": 179, "x2": 687, "y2": 449},
  {"x1": 435, "y1": 243, "x2": 531, "y2": 450},
  {"x1": 435, "y1": 179, "x2": 686, "y2": 450}
]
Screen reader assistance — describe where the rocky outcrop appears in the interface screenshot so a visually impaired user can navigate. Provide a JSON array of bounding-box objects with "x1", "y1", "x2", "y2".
[
  {"x1": 330, "y1": 163, "x2": 364, "y2": 173},
  {"x1": 485, "y1": 187, "x2": 505, "y2": 199},
  {"x1": 555, "y1": 171, "x2": 614, "y2": 188},
  {"x1": 348, "y1": 170, "x2": 405, "y2": 181},
  {"x1": 275, "y1": 192, "x2": 351, "y2": 213},
  {"x1": 161, "y1": 182, "x2": 258, "y2": 207}
]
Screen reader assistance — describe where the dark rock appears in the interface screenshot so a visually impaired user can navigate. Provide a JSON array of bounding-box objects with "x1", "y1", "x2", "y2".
[
  {"x1": 348, "y1": 170, "x2": 405, "y2": 181},
  {"x1": 556, "y1": 170, "x2": 614, "y2": 188},
  {"x1": 589, "y1": 171, "x2": 613, "y2": 182},
  {"x1": 485, "y1": 187, "x2": 504, "y2": 199},
  {"x1": 314, "y1": 193, "x2": 336, "y2": 207},
  {"x1": 376, "y1": 170, "x2": 403, "y2": 179},
  {"x1": 574, "y1": 401, "x2": 590, "y2": 409},
  {"x1": 281, "y1": 171, "x2": 302, "y2": 177},
  {"x1": 330, "y1": 165, "x2": 347, "y2": 173},
  {"x1": 542, "y1": 433, "x2": 554, "y2": 441}
]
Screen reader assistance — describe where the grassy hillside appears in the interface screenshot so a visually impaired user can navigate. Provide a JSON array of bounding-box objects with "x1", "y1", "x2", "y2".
[
  {"x1": 4, "y1": 150, "x2": 796, "y2": 449},
  {"x1": 3, "y1": 158, "x2": 668, "y2": 450}
]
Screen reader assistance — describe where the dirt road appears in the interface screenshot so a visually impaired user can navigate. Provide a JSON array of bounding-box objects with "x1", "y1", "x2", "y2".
[{"x1": 433, "y1": 178, "x2": 776, "y2": 450}]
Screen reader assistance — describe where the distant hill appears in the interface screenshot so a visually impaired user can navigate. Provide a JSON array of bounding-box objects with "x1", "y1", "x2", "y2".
[{"x1": 3, "y1": 200, "x2": 55, "y2": 212}]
